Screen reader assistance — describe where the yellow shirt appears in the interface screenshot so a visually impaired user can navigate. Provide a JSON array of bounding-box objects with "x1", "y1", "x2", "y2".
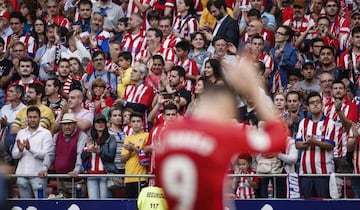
[
  {"x1": 199, "y1": 8, "x2": 235, "y2": 29},
  {"x1": 12, "y1": 105, "x2": 55, "y2": 132},
  {"x1": 121, "y1": 132, "x2": 149, "y2": 183},
  {"x1": 137, "y1": 186, "x2": 168, "y2": 210},
  {"x1": 117, "y1": 67, "x2": 132, "y2": 98}
]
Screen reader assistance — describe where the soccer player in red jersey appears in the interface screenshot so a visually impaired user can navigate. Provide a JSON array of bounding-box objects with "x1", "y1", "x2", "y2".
[{"x1": 155, "y1": 57, "x2": 288, "y2": 210}]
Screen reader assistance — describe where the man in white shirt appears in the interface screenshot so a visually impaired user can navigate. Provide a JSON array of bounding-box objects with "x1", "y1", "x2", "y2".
[
  {"x1": 0, "y1": 85, "x2": 26, "y2": 125},
  {"x1": 11, "y1": 106, "x2": 54, "y2": 198}
]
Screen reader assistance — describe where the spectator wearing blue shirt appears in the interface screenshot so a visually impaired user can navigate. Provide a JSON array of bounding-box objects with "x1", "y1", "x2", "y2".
[{"x1": 85, "y1": 51, "x2": 117, "y2": 96}]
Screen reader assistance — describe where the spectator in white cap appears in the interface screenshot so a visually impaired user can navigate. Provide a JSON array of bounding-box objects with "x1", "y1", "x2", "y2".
[{"x1": 52, "y1": 113, "x2": 88, "y2": 198}]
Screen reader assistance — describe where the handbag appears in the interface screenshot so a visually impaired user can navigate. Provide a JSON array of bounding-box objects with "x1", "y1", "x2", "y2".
[
  {"x1": 256, "y1": 157, "x2": 283, "y2": 174},
  {"x1": 107, "y1": 173, "x2": 124, "y2": 189}
]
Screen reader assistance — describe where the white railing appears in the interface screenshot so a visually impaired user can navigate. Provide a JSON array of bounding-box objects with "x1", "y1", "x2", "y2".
[{"x1": 6, "y1": 173, "x2": 360, "y2": 199}]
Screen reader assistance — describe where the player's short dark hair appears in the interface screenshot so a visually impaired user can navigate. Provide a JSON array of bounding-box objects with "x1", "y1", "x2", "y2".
[
  {"x1": 152, "y1": 54, "x2": 165, "y2": 65},
  {"x1": 148, "y1": 28, "x2": 163, "y2": 42},
  {"x1": 28, "y1": 83, "x2": 45, "y2": 97},
  {"x1": 9, "y1": 11, "x2": 25, "y2": 24},
  {"x1": 247, "y1": 8, "x2": 261, "y2": 19},
  {"x1": 163, "y1": 103, "x2": 178, "y2": 113},
  {"x1": 331, "y1": 79, "x2": 345, "y2": 89},
  {"x1": 78, "y1": 0, "x2": 92, "y2": 8}
]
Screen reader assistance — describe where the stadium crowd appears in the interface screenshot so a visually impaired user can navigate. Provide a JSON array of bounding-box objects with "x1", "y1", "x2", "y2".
[{"x1": 0, "y1": 0, "x2": 359, "y2": 201}]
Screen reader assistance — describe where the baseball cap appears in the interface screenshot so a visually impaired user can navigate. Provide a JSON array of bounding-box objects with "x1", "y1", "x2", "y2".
[
  {"x1": 293, "y1": 0, "x2": 306, "y2": 8},
  {"x1": 60, "y1": 113, "x2": 78, "y2": 124},
  {"x1": 94, "y1": 114, "x2": 107, "y2": 122},
  {"x1": 302, "y1": 60, "x2": 315, "y2": 68},
  {"x1": 352, "y1": 9, "x2": 360, "y2": 17}
]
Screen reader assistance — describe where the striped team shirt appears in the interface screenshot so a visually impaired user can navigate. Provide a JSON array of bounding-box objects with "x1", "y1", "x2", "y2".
[
  {"x1": 242, "y1": 29, "x2": 275, "y2": 49},
  {"x1": 173, "y1": 14, "x2": 198, "y2": 40},
  {"x1": 176, "y1": 58, "x2": 199, "y2": 91},
  {"x1": 121, "y1": 31, "x2": 147, "y2": 59},
  {"x1": 135, "y1": 47, "x2": 176, "y2": 69},
  {"x1": 296, "y1": 116, "x2": 336, "y2": 174},
  {"x1": 329, "y1": 15, "x2": 350, "y2": 51},
  {"x1": 45, "y1": 15, "x2": 71, "y2": 29},
  {"x1": 5, "y1": 33, "x2": 36, "y2": 57},
  {"x1": 162, "y1": 34, "x2": 177, "y2": 49},
  {"x1": 234, "y1": 169, "x2": 258, "y2": 199},
  {"x1": 259, "y1": 52, "x2": 274, "y2": 78},
  {"x1": 126, "y1": 0, "x2": 156, "y2": 17},
  {"x1": 324, "y1": 101, "x2": 358, "y2": 158},
  {"x1": 338, "y1": 51, "x2": 360, "y2": 87},
  {"x1": 124, "y1": 82, "x2": 155, "y2": 131},
  {"x1": 283, "y1": 16, "x2": 313, "y2": 35}
]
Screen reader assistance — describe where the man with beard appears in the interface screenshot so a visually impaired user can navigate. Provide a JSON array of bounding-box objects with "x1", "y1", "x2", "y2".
[
  {"x1": 121, "y1": 13, "x2": 147, "y2": 59},
  {"x1": 35, "y1": 24, "x2": 67, "y2": 81},
  {"x1": 11, "y1": 83, "x2": 55, "y2": 135},
  {"x1": 56, "y1": 58, "x2": 82, "y2": 99},
  {"x1": 93, "y1": 0, "x2": 124, "y2": 33},
  {"x1": 324, "y1": 80, "x2": 358, "y2": 173},
  {"x1": 204, "y1": 0, "x2": 239, "y2": 48},
  {"x1": 317, "y1": 46, "x2": 340, "y2": 80},
  {"x1": 158, "y1": 66, "x2": 191, "y2": 115},
  {"x1": 294, "y1": 60, "x2": 321, "y2": 98},
  {"x1": 12, "y1": 57, "x2": 43, "y2": 91},
  {"x1": 43, "y1": 78, "x2": 67, "y2": 119},
  {"x1": 11, "y1": 106, "x2": 54, "y2": 198},
  {"x1": 83, "y1": 12, "x2": 110, "y2": 53},
  {"x1": 283, "y1": 0, "x2": 314, "y2": 43}
]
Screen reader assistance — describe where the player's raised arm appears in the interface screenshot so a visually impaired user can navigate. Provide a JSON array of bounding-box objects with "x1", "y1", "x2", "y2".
[{"x1": 222, "y1": 55, "x2": 288, "y2": 153}]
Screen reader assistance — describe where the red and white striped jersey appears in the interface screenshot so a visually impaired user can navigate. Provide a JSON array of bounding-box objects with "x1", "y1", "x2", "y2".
[
  {"x1": 135, "y1": 47, "x2": 176, "y2": 66},
  {"x1": 234, "y1": 169, "x2": 259, "y2": 199},
  {"x1": 176, "y1": 58, "x2": 199, "y2": 91},
  {"x1": 242, "y1": 29, "x2": 275, "y2": 49},
  {"x1": 259, "y1": 52, "x2": 274, "y2": 77},
  {"x1": 283, "y1": 16, "x2": 313, "y2": 34},
  {"x1": 338, "y1": 50, "x2": 360, "y2": 87},
  {"x1": 124, "y1": 82, "x2": 155, "y2": 108},
  {"x1": 321, "y1": 92, "x2": 335, "y2": 107},
  {"x1": 173, "y1": 14, "x2": 198, "y2": 40},
  {"x1": 296, "y1": 116, "x2": 336, "y2": 174},
  {"x1": 353, "y1": 138, "x2": 360, "y2": 174},
  {"x1": 45, "y1": 15, "x2": 71, "y2": 29},
  {"x1": 329, "y1": 15, "x2": 350, "y2": 39},
  {"x1": 162, "y1": 34, "x2": 177, "y2": 49},
  {"x1": 123, "y1": 125, "x2": 133, "y2": 136},
  {"x1": 153, "y1": 0, "x2": 175, "y2": 12},
  {"x1": 146, "y1": 124, "x2": 165, "y2": 175},
  {"x1": 126, "y1": 0, "x2": 156, "y2": 17},
  {"x1": 324, "y1": 101, "x2": 358, "y2": 158},
  {"x1": 271, "y1": 69, "x2": 283, "y2": 94},
  {"x1": 5, "y1": 33, "x2": 36, "y2": 56},
  {"x1": 121, "y1": 31, "x2": 147, "y2": 59}
]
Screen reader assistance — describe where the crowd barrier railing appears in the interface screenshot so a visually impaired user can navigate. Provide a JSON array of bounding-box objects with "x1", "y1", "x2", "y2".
[{"x1": 5, "y1": 173, "x2": 360, "y2": 199}]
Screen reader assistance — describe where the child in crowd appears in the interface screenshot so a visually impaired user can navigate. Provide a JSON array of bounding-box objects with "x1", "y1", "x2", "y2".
[
  {"x1": 232, "y1": 153, "x2": 259, "y2": 199},
  {"x1": 175, "y1": 40, "x2": 199, "y2": 91},
  {"x1": 117, "y1": 51, "x2": 133, "y2": 98},
  {"x1": 122, "y1": 107, "x2": 133, "y2": 136},
  {"x1": 112, "y1": 17, "x2": 128, "y2": 42}
]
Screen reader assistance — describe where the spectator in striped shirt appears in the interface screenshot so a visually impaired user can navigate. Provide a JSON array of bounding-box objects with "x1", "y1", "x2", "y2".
[{"x1": 296, "y1": 91, "x2": 335, "y2": 199}]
